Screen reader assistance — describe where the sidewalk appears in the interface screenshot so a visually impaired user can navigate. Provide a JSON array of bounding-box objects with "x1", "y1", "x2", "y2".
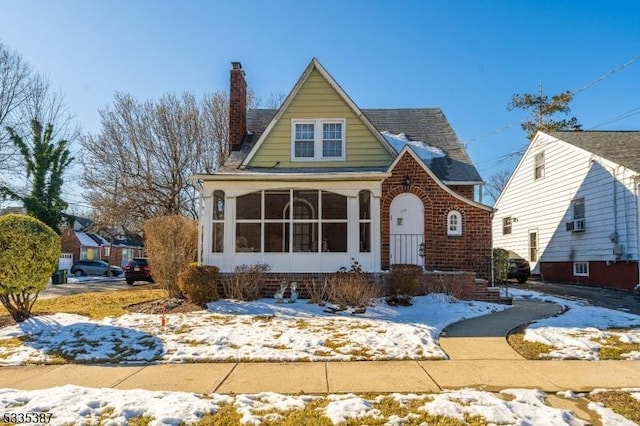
[
  {"x1": 1, "y1": 360, "x2": 639, "y2": 394},
  {"x1": 1, "y1": 299, "x2": 638, "y2": 394}
]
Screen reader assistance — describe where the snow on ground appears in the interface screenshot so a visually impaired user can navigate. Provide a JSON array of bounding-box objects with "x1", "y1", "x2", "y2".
[
  {"x1": 510, "y1": 288, "x2": 640, "y2": 360},
  {"x1": 0, "y1": 295, "x2": 506, "y2": 365},
  {"x1": 0, "y1": 386, "x2": 601, "y2": 426}
]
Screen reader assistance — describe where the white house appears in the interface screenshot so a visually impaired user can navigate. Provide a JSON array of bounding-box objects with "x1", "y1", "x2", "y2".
[{"x1": 493, "y1": 130, "x2": 640, "y2": 291}]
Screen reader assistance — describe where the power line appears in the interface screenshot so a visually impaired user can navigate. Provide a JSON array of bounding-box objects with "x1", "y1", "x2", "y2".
[
  {"x1": 463, "y1": 53, "x2": 640, "y2": 148},
  {"x1": 574, "y1": 54, "x2": 640, "y2": 95},
  {"x1": 588, "y1": 106, "x2": 640, "y2": 129}
]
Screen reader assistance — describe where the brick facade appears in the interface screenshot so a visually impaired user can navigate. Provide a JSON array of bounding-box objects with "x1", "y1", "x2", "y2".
[{"x1": 381, "y1": 152, "x2": 492, "y2": 278}]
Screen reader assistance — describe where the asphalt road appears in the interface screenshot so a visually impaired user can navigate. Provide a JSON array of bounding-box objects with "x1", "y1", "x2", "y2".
[
  {"x1": 515, "y1": 279, "x2": 640, "y2": 315},
  {"x1": 39, "y1": 277, "x2": 155, "y2": 299}
]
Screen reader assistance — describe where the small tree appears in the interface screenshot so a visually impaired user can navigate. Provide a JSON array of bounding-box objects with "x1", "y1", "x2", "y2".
[
  {"x1": 493, "y1": 248, "x2": 510, "y2": 285},
  {"x1": 1, "y1": 119, "x2": 73, "y2": 233},
  {"x1": 0, "y1": 214, "x2": 60, "y2": 322},
  {"x1": 144, "y1": 215, "x2": 198, "y2": 298},
  {"x1": 508, "y1": 89, "x2": 581, "y2": 141}
]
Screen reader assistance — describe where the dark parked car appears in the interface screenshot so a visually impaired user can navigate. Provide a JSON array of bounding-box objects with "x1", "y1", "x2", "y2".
[
  {"x1": 507, "y1": 251, "x2": 531, "y2": 284},
  {"x1": 70, "y1": 260, "x2": 123, "y2": 277},
  {"x1": 124, "y1": 257, "x2": 154, "y2": 285}
]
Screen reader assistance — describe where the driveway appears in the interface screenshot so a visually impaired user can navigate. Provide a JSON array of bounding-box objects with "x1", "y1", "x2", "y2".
[{"x1": 515, "y1": 278, "x2": 640, "y2": 315}]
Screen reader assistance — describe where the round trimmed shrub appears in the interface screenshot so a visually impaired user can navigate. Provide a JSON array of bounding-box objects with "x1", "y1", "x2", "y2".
[
  {"x1": 0, "y1": 214, "x2": 60, "y2": 321},
  {"x1": 178, "y1": 264, "x2": 220, "y2": 305}
]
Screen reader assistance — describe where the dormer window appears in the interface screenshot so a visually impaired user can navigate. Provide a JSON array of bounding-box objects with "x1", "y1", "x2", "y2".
[{"x1": 292, "y1": 119, "x2": 345, "y2": 161}]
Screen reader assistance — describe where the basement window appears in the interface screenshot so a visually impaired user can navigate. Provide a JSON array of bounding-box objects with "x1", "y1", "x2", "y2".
[{"x1": 573, "y1": 261, "x2": 589, "y2": 277}]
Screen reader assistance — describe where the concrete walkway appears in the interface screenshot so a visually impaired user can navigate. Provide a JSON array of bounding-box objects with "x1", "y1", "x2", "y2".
[
  {"x1": 1, "y1": 299, "x2": 638, "y2": 394},
  {"x1": 439, "y1": 300, "x2": 565, "y2": 360}
]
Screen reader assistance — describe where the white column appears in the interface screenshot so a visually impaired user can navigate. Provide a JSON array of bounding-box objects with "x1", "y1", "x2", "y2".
[
  {"x1": 371, "y1": 192, "x2": 382, "y2": 271},
  {"x1": 201, "y1": 191, "x2": 213, "y2": 266}
]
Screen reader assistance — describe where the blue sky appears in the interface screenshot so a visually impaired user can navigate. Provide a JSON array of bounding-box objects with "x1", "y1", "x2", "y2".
[{"x1": 1, "y1": 0, "x2": 639, "y2": 206}]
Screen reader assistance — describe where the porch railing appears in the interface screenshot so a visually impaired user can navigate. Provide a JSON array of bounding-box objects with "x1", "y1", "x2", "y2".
[{"x1": 389, "y1": 233, "x2": 425, "y2": 266}]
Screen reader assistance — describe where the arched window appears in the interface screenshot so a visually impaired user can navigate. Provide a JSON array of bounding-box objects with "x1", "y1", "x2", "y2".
[
  {"x1": 212, "y1": 190, "x2": 224, "y2": 252},
  {"x1": 447, "y1": 210, "x2": 462, "y2": 236}
]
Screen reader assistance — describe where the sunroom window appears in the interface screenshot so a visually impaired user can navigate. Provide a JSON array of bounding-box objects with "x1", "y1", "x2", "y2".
[
  {"x1": 236, "y1": 190, "x2": 348, "y2": 253},
  {"x1": 211, "y1": 190, "x2": 224, "y2": 253}
]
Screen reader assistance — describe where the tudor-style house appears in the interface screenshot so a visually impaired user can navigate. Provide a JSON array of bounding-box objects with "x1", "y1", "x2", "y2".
[
  {"x1": 193, "y1": 59, "x2": 492, "y2": 277},
  {"x1": 493, "y1": 130, "x2": 640, "y2": 291}
]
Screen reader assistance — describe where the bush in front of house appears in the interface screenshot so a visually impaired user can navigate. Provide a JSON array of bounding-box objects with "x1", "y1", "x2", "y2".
[
  {"x1": 144, "y1": 215, "x2": 198, "y2": 299},
  {"x1": 223, "y1": 263, "x2": 271, "y2": 301},
  {"x1": 385, "y1": 263, "x2": 423, "y2": 306},
  {"x1": 178, "y1": 264, "x2": 220, "y2": 305},
  {"x1": 493, "y1": 247, "x2": 510, "y2": 284},
  {"x1": 0, "y1": 214, "x2": 60, "y2": 322},
  {"x1": 328, "y1": 260, "x2": 381, "y2": 311}
]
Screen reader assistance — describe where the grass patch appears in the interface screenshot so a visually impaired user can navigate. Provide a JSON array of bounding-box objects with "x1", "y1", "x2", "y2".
[
  {"x1": 507, "y1": 330, "x2": 553, "y2": 359},
  {"x1": 596, "y1": 334, "x2": 640, "y2": 360},
  {"x1": 589, "y1": 390, "x2": 640, "y2": 424},
  {"x1": 197, "y1": 402, "x2": 242, "y2": 425},
  {"x1": 28, "y1": 289, "x2": 165, "y2": 320}
]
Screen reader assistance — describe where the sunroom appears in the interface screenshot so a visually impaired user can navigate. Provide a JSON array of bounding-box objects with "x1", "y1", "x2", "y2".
[{"x1": 194, "y1": 174, "x2": 385, "y2": 273}]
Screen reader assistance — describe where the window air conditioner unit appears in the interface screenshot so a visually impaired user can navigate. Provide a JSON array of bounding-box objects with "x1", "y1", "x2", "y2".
[{"x1": 573, "y1": 218, "x2": 585, "y2": 232}]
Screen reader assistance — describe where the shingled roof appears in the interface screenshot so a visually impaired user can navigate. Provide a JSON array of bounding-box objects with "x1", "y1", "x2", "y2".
[
  {"x1": 224, "y1": 108, "x2": 482, "y2": 183},
  {"x1": 548, "y1": 131, "x2": 640, "y2": 173}
]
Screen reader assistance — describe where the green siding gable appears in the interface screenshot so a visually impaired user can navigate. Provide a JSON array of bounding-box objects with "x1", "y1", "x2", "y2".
[{"x1": 248, "y1": 69, "x2": 394, "y2": 168}]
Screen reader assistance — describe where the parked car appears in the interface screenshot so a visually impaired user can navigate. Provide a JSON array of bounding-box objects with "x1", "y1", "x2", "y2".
[
  {"x1": 70, "y1": 260, "x2": 123, "y2": 277},
  {"x1": 124, "y1": 257, "x2": 154, "y2": 285},
  {"x1": 507, "y1": 251, "x2": 531, "y2": 284}
]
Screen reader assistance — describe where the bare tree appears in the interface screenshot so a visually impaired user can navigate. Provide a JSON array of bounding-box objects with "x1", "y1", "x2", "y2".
[
  {"x1": 484, "y1": 169, "x2": 511, "y2": 205},
  {"x1": 81, "y1": 91, "x2": 230, "y2": 232},
  {"x1": 264, "y1": 92, "x2": 286, "y2": 109},
  {"x1": 0, "y1": 42, "x2": 32, "y2": 180},
  {"x1": 0, "y1": 41, "x2": 79, "y2": 191}
]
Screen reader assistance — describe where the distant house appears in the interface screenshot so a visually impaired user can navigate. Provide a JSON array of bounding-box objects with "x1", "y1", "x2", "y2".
[
  {"x1": 193, "y1": 59, "x2": 492, "y2": 278},
  {"x1": 493, "y1": 131, "x2": 640, "y2": 291},
  {"x1": 60, "y1": 218, "x2": 144, "y2": 268}
]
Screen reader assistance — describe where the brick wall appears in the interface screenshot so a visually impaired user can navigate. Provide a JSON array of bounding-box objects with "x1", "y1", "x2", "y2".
[
  {"x1": 60, "y1": 229, "x2": 81, "y2": 264},
  {"x1": 215, "y1": 271, "x2": 505, "y2": 303},
  {"x1": 381, "y1": 152, "x2": 492, "y2": 278}
]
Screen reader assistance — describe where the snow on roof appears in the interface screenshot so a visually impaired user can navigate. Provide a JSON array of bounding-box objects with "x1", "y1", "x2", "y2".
[
  {"x1": 75, "y1": 231, "x2": 100, "y2": 247},
  {"x1": 382, "y1": 131, "x2": 446, "y2": 164}
]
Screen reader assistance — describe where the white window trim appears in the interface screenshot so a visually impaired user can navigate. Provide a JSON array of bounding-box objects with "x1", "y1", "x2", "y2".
[
  {"x1": 534, "y1": 151, "x2": 545, "y2": 180},
  {"x1": 502, "y1": 216, "x2": 512, "y2": 235},
  {"x1": 447, "y1": 210, "x2": 462, "y2": 236},
  {"x1": 291, "y1": 118, "x2": 346, "y2": 161},
  {"x1": 573, "y1": 261, "x2": 589, "y2": 276}
]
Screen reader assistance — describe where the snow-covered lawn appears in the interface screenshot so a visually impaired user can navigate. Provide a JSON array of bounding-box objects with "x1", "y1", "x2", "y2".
[
  {"x1": 510, "y1": 288, "x2": 640, "y2": 360},
  {"x1": 0, "y1": 295, "x2": 506, "y2": 365},
  {"x1": 2, "y1": 385, "x2": 639, "y2": 425}
]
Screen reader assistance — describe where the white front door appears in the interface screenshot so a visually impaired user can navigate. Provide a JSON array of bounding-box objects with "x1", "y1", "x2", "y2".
[{"x1": 390, "y1": 194, "x2": 424, "y2": 266}]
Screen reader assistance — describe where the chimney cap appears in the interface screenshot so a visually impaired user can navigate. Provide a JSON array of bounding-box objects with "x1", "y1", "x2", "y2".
[{"x1": 231, "y1": 61, "x2": 242, "y2": 70}]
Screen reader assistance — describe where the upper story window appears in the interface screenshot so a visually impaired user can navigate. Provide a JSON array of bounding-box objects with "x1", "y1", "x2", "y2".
[
  {"x1": 502, "y1": 217, "x2": 512, "y2": 235},
  {"x1": 292, "y1": 119, "x2": 345, "y2": 161},
  {"x1": 447, "y1": 210, "x2": 462, "y2": 236},
  {"x1": 534, "y1": 152, "x2": 545, "y2": 180}
]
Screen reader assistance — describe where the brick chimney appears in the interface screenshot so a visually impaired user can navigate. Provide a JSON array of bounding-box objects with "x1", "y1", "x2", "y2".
[{"x1": 229, "y1": 61, "x2": 247, "y2": 153}]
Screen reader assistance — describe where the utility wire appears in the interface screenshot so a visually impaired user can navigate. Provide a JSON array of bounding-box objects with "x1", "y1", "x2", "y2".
[{"x1": 464, "y1": 53, "x2": 640, "y2": 148}]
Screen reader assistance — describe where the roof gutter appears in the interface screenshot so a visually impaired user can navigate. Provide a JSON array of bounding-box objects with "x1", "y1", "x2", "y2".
[{"x1": 191, "y1": 171, "x2": 391, "y2": 182}]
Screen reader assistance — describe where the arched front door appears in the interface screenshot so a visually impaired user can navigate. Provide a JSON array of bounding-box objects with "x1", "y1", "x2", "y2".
[{"x1": 390, "y1": 193, "x2": 424, "y2": 267}]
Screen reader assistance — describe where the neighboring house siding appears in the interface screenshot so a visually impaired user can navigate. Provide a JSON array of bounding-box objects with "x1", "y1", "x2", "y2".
[
  {"x1": 382, "y1": 152, "x2": 491, "y2": 277},
  {"x1": 493, "y1": 133, "x2": 639, "y2": 289},
  {"x1": 248, "y1": 69, "x2": 393, "y2": 168}
]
